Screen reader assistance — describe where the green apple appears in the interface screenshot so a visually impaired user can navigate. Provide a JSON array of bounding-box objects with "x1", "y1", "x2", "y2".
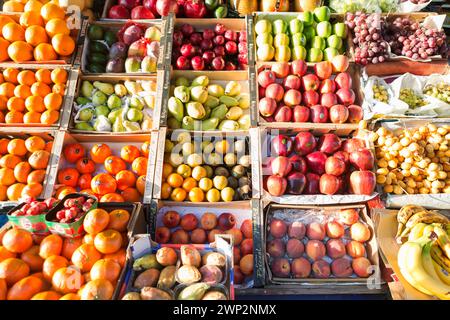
[
  {"x1": 307, "y1": 48, "x2": 323, "y2": 62},
  {"x1": 316, "y1": 21, "x2": 332, "y2": 38},
  {"x1": 327, "y1": 35, "x2": 343, "y2": 49},
  {"x1": 272, "y1": 19, "x2": 287, "y2": 35},
  {"x1": 257, "y1": 44, "x2": 275, "y2": 61},
  {"x1": 314, "y1": 6, "x2": 330, "y2": 22},
  {"x1": 255, "y1": 19, "x2": 272, "y2": 35},
  {"x1": 274, "y1": 33, "x2": 289, "y2": 47},
  {"x1": 333, "y1": 22, "x2": 347, "y2": 38},
  {"x1": 95, "y1": 105, "x2": 110, "y2": 117},
  {"x1": 304, "y1": 26, "x2": 316, "y2": 42},
  {"x1": 291, "y1": 33, "x2": 307, "y2": 47},
  {"x1": 311, "y1": 36, "x2": 326, "y2": 50},
  {"x1": 275, "y1": 46, "x2": 291, "y2": 62},
  {"x1": 256, "y1": 33, "x2": 273, "y2": 47},
  {"x1": 297, "y1": 11, "x2": 314, "y2": 27},
  {"x1": 323, "y1": 47, "x2": 339, "y2": 61},
  {"x1": 289, "y1": 19, "x2": 303, "y2": 35},
  {"x1": 292, "y1": 46, "x2": 307, "y2": 60}
]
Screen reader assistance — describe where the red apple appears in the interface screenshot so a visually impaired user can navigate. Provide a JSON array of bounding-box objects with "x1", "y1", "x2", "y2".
[
  {"x1": 271, "y1": 62, "x2": 290, "y2": 78},
  {"x1": 319, "y1": 79, "x2": 336, "y2": 94},
  {"x1": 176, "y1": 56, "x2": 190, "y2": 70},
  {"x1": 267, "y1": 175, "x2": 287, "y2": 196},
  {"x1": 202, "y1": 51, "x2": 215, "y2": 64},
  {"x1": 217, "y1": 213, "x2": 237, "y2": 230},
  {"x1": 131, "y1": 6, "x2": 155, "y2": 19},
  {"x1": 341, "y1": 138, "x2": 365, "y2": 153},
  {"x1": 350, "y1": 149, "x2": 374, "y2": 170},
  {"x1": 294, "y1": 132, "x2": 317, "y2": 156},
  {"x1": 331, "y1": 55, "x2": 349, "y2": 72},
  {"x1": 347, "y1": 105, "x2": 363, "y2": 123},
  {"x1": 335, "y1": 72, "x2": 352, "y2": 90},
  {"x1": 350, "y1": 171, "x2": 376, "y2": 195},
  {"x1": 334, "y1": 151, "x2": 350, "y2": 166},
  {"x1": 310, "y1": 105, "x2": 329, "y2": 123},
  {"x1": 321, "y1": 93, "x2": 338, "y2": 108},
  {"x1": 320, "y1": 174, "x2": 340, "y2": 195},
  {"x1": 266, "y1": 83, "x2": 285, "y2": 102},
  {"x1": 283, "y1": 75, "x2": 301, "y2": 90},
  {"x1": 336, "y1": 88, "x2": 355, "y2": 105},
  {"x1": 259, "y1": 86, "x2": 266, "y2": 98},
  {"x1": 293, "y1": 105, "x2": 310, "y2": 122},
  {"x1": 271, "y1": 134, "x2": 293, "y2": 157},
  {"x1": 155, "y1": 227, "x2": 170, "y2": 243},
  {"x1": 305, "y1": 173, "x2": 320, "y2": 194},
  {"x1": 329, "y1": 104, "x2": 349, "y2": 123},
  {"x1": 302, "y1": 74, "x2": 320, "y2": 91},
  {"x1": 274, "y1": 105, "x2": 292, "y2": 122},
  {"x1": 258, "y1": 70, "x2": 276, "y2": 88},
  {"x1": 286, "y1": 172, "x2": 306, "y2": 194},
  {"x1": 271, "y1": 156, "x2": 292, "y2": 177},
  {"x1": 318, "y1": 133, "x2": 342, "y2": 155},
  {"x1": 291, "y1": 59, "x2": 307, "y2": 76},
  {"x1": 314, "y1": 61, "x2": 332, "y2": 80},
  {"x1": 284, "y1": 89, "x2": 302, "y2": 106},
  {"x1": 305, "y1": 151, "x2": 327, "y2": 175},
  {"x1": 180, "y1": 213, "x2": 198, "y2": 231},
  {"x1": 162, "y1": 210, "x2": 180, "y2": 228},
  {"x1": 325, "y1": 156, "x2": 346, "y2": 176},
  {"x1": 191, "y1": 56, "x2": 205, "y2": 70},
  {"x1": 289, "y1": 154, "x2": 307, "y2": 174},
  {"x1": 259, "y1": 97, "x2": 277, "y2": 117},
  {"x1": 303, "y1": 90, "x2": 320, "y2": 107}
]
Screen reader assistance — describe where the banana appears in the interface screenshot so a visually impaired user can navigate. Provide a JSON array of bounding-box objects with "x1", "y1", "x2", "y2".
[
  {"x1": 422, "y1": 242, "x2": 445, "y2": 285},
  {"x1": 434, "y1": 226, "x2": 450, "y2": 259},
  {"x1": 400, "y1": 211, "x2": 449, "y2": 239},
  {"x1": 408, "y1": 223, "x2": 427, "y2": 241},
  {"x1": 431, "y1": 244, "x2": 450, "y2": 272},
  {"x1": 396, "y1": 205, "x2": 426, "y2": 237},
  {"x1": 402, "y1": 239, "x2": 450, "y2": 300},
  {"x1": 432, "y1": 260, "x2": 450, "y2": 285}
]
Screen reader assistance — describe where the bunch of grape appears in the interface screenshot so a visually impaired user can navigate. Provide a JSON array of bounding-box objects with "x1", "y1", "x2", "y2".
[
  {"x1": 345, "y1": 12, "x2": 389, "y2": 65},
  {"x1": 399, "y1": 88, "x2": 426, "y2": 108},
  {"x1": 372, "y1": 83, "x2": 389, "y2": 102},
  {"x1": 424, "y1": 82, "x2": 450, "y2": 103},
  {"x1": 385, "y1": 17, "x2": 447, "y2": 60}
]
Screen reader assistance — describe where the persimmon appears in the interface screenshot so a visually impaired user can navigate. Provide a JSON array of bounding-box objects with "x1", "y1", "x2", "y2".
[
  {"x1": 63, "y1": 143, "x2": 85, "y2": 163},
  {"x1": 90, "y1": 144, "x2": 111, "y2": 164},
  {"x1": 107, "y1": 209, "x2": 130, "y2": 232}
]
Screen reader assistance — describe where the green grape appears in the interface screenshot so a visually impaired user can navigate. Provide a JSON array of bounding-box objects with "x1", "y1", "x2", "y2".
[
  {"x1": 372, "y1": 82, "x2": 389, "y2": 103},
  {"x1": 399, "y1": 88, "x2": 426, "y2": 109},
  {"x1": 423, "y1": 82, "x2": 450, "y2": 104}
]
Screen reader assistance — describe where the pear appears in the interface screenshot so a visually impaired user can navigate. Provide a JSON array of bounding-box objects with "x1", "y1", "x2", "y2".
[
  {"x1": 218, "y1": 120, "x2": 239, "y2": 131},
  {"x1": 141, "y1": 56, "x2": 157, "y2": 72},
  {"x1": 167, "y1": 117, "x2": 181, "y2": 129},
  {"x1": 93, "y1": 81, "x2": 114, "y2": 95},
  {"x1": 182, "y1": 116, "x2": 195, "y2": 130},
  {"x1": 141, "y1": 80, "x2": 156, "y2": 92},
  {"x1": 107, "y1": 94, "x2": 122, "y2": 109},
  {"x1": 108, "y1": 108, "x2": 122, "y2": 123},
  {"x1": 75, "y1": 122, "x2": 94, "y2": 131},
  {"x1": 78, "y1": 108, "x2": 94, "y2": 121},
  {"x1": 225, "y1": 81, "x2": 241, "y2": 96},
  {"x1": 95, "y1": 105, "x2": 110, "y2": 117},
  {"x1": 124, "y1": 81, "x2": 142, "y2": 95},
  {"x1": 81, "y1": 80, "x2": 94, "y2": 98},
  {"x1": 168, "y1": 97, "x2": 184, "y2": 122},
  {"x1": 225, "y1": 106, "x2": 243, "y2": 121},
  {"x1": 141, "y1": 111, "x2": 153, "y2": 130},
  {"x1": 207, "y1": 84, "x2": 225, "y2": 97},
  {"x1": 191, "y1": 75, "x2": 209, "y2": 87},
  {"x1": 202, "y1": 117, "x2": 219, "y2": 130},
  {"x1": 190, "y1": 86, "x2": 208, "y2": 104},
  {"x1": 238, "y1": 114, "x2": 251, "y2": 130},
  {"x1": 113, "y1": 113, "x2": 125, "y2": 132},
  {"x1": 175, "y1": 77, "x2": 190, "y2": 87},
  {"x1": 210, "y1": 104, "x2": 228, "y2": 120},
  {"x1": 76, "y1": 96, "x2": 91, "y2": 105},
  {"x1": 174, "y1": 86, "x2": 190, "y2": 103},
  {"x1": 143, "y1": 95, "x2": 155, "y2": 109},
  {"x1": 238, "y1": 94, "x2": 250, "y2": 109},
  {"x1": 165, "y1": 140, "x2": 174, "y2": 152},
  {"x1": 204, "y1": 95, "x2": 220, "y2": 109},
  {"x1": 114, "y1": 84, "x2": 128, "y2": 97},
  {"x1": 123, "y1": 120, "x2": 141, "y2": 132},
  {"x1": 129, "y1": 97, "x2": 144, "y2": 110},
  {"x1": 186, "y1": 102, "x2": 206, "y2": 120},
  {"x1": 92, "y1": 91, "x2": 107, "y2": 106},
  {"x1": 127, "y1": 108, "x2": 143, "y2": 122}
]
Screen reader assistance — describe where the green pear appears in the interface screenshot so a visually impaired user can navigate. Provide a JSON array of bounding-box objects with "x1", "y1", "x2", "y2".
[
  {"x1": 93, "y1": 115, "x2": 112, "y2": 132},
  {"x1": 129, "y1": 97, "x2": 144, "y2": 110},
  {"x1": 168, "y1": 97, "x2": 184, "y2": 122},
  {"x1": 210, "y1": 104, "x2": 228, "y2": 120},
  {"x1": 113, "y1": 113, "x2": 125, "y2": 132},
  {"x1": 107, "y1": 94, "x2": 122, "y2": 109},
  {"x1": 225, "y1": 81, "x2": 241, "y2": 96},
  {"x1": 124, "y1": 81, "x2": 142, "y2": 95},
  {"x1": 174, "y1": 86, "x2": 190, "y2": 103},
  {"x1": 81, "y1": 81, "x2": 94, "y2": 98},
  {"x1": 182, "y1": 116, "x2": 195, "y2": 130},
  {"x1": 123, "y1": 120, "x2": 141, "y2": 132},
  {"x1": 190, "y1": 86, "x2": 208, "y2": 104},
  {"x1": 92, "y1": 91, "x2": 107, "y2": 106},
  {"x1": 238, "y1": 114, "x2": 250, "y2": 130},
  {"x1": 95, "y1": 105, "x2": 110, "y2": 117},
  {"x1": 207, "y1": 84, "x2": 225, "y2": 97},
  {"x1": 93, "y1": 81, "x2": 114, "y2": 95},
  {"x1": 191, "y1": 75, "x2": 209, "y2": 87},
  {"x1": 79, "y1": 108, "x2": 94, "y2": 121},
  {"x1": 202, "y1": 117, "x2": 219, "y2": 130},
  {"x1": 76, "y1": 96, "x2": 90, "y2": 105},
  {"x1": 204, "y1": 95, "x2": 220, "y2": 109},
  {"x1": 175, "y1": 77, "x2": 190, "y2": 87},
  {"x1": 127, "y1": 108, "x2": 143, "y2": 122},
  {"x1": 225, "y1": 106, "x2": 243, "y2": 121},
  {"x1": 218, "y1": 120, "x2": 239, "y2": 131},
  {"x1": 186, "y1": 102, "x2": 206, "y2": 120},
  {"x1": 75, "y1": 122, "x2": 94, "y2": 131},
  {"x1": 108, "y1": 108, "x2": 122, "y2": 123},
  {"x1": 167, "y1": 117, "x2": 181, "y2": 129},
  {"x1": 114, "y1": 84, "x2": 128, "y2": 97}
]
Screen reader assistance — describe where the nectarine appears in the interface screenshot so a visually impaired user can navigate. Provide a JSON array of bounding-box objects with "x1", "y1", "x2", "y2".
[
  {"x1": 331, "y1": 258, "x2": 353, "y2": 277},
  {"x1": 240, "y1": 239, "x2": 253, "y2": 256},
  {"x1": 271, "y1": 258, "x2": 290, "y2": 278},
  {"x1": 162, "y1": 210, "x2": 180, "y2": 228},
  {"x1": 306, "y1": 222, "x2": 326, "y2": 240},
  {"x1": 326, "y1": 239, "x2": 346, "y2": 259},
  {"x1": 234, "y1": 266, "x2": 245, "y2": 284},
  {"x1": 286, "y1": 239, "x2": 304, "y2": 258},
  {"x1": 346, "y1": 240, "x2": 366, "y2": 258},
  {"x1": 338, "y1": 208, "x2": 359, "y2": 225},
  {"x1": 155, "y1": 227, "x2": 170, "y2": 244},
  {"x1": 240, "y1": 219, "x2": 253, "y2": 239},
  {"x1": 267, "y1": 239, "x2": 285, "y2": 258},
  {"x1": 326, "y1": 220, "x2": 345, "y2": 239},
  {"x1": 170, "y1": 229, "x2": 189, "y2": 244},
  {"x1": 350, "y1": 222, "x2": 371, "y2": 243},
  {"x1": 312, "y1": 259, "x2": 330, "y2": 278},
  {"x1": 226, "y1": 228, "x2": 243, "y2": 246},
  {"x1": 270, "y1": 219, "x2": 287, "y2": 238},
  {"x1": 180, "y1": 213, "x2": 198, "y2": 231},
  {"x1": 305, "y1": 240, "x2": 326, "y2": 261},
  {"x1": 200, "y1": 212, "x2": 217, "y2": 230},
  {"x1": 191, "y1": 228, "x2": 207, "y2": 244},
  {"x1": 288, "y1": 221, "x2": 306, "y2": 240},
  {"x1": 291, "y1": 257, "x2": 311, "y2": 278},
  {"x1": 233, "y1": 246, "x2": 241, "y2": 265},
  {"x1": 208, "y1": 229, "x2": 223, "y2": 243},
  {"x1": 240, "y1": 254, "x2": 253, "y2": 276},
  {"x1": 352, "y1": 257, "x2": 372, "y2": 278}
]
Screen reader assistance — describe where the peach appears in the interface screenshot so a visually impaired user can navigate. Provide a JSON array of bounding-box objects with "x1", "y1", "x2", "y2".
[
  {"x1": 240, "y1": 239, "x2": 253, "y2": 256},
  {"x1": 288, "y1": 221, "x2": 306, "y2": 240},
  {"x1": 305, "y1": 240, "x2": 326, "y2": 261},
  {"x1": 200, "y1": 212, "x2": 217, "y2": 230},
  {"x1": 286, "y1": 239, "x2": 304, "y2": 258},
  {"x1": 326, "y1": 239, "x2": 346, "y2": 259},
  {"x1": 326, "y1": 220, "x2": 345, "y2": 239},
  {"x1": 155, "y1": 226, "x2": 170, "y2": 244},
  {"x1": 190, "y1": 228, "x2": 207, "y2": 244},
  {"x1": 350, "y1": 222, "x2": 371, "y2": 243},
  {"x1": 306, "y1": 222, "x2": 326, "y2": 240},
  {"x1": 162, "y1": 210, "x2": 180, "y2": 228},
  {"x1": 269, "y1": 219, "x2": 287, "y2": 238},
  {"x1": 180, "y1": 213, "x2": 198, "y2": 231},
  {"x1": 240, "y1": 219, "x2": 253, "y2": 239},
  {"x1": 240, "y1": 254, "x2": 253, "y2": 276},
  {"x1": 352, "y1": 257, "x2": 372, "y2": 278},
  {"x1": 346, "y1": 240, "x2": 366, "y2": 258},
  {"x1": 291, "y1": 257, "x2": 311, "y2": 278},
  {"x1": 267, "y1": 239, "x2": 285, "y2": 258},
  {"x1": 270, "y1": 258, "x2": 290, "y2": 278},
  {"x1": 331, "y1": 257, "x2": 353, "y2": 277},
  {"x1": 312, "y1": 259, "x2": 330, "y2": 278},
  {"x1": 338, "y1": 208, "x2": 359, "y2": 225},
  {"x1": 233, "y1": 246, "x2": 241, "y2": 265},
  {"x1": 226, "y1": 228, "x2": 243, "y2": 246},
  {"x1": 208, "y1": 229, "x2": 223, "y2": 243},
  {"x1": 170, "y1": 229, "x2": 189, "y2": 244},
  {"x1": 234, "y1": 266, "x2": 245, "y2": 284}
]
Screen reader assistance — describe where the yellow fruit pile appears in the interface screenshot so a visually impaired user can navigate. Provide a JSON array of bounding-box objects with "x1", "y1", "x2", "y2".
[{"x1": 0, "y1": 2, "x2": 75, "y2": 63}]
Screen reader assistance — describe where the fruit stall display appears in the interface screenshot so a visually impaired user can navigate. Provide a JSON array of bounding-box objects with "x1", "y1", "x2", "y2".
[
  {"x1": 45, "y1": 132, "x2": 158, "y2": 203},
  {"x1": 152, "y1": 128, "x2": 258, "y2": 203},
  {"x1": 120, "y1": 234, "x2": 233, "y2": 300},
  {"x1": 264, "y1": 203, "x2": 379, "y2": 282},
  {"x1": 0, "y1": 201, "x2": 145, "y2": 300},
  {"x1": 251, "y1": 8, "x2": 349, "y2": 63},
  {"x1": 255, "y1": 58, "x2": 364, "y2": 125},
  {"x1": 69, "y1": 75, "x2": 159, "y2": 133},
  {"x1": 0, "y1": 129, "x2": 57, "y2": 203},
  {"x1": 164, "y1": 72, "x2": 250, "y2": 131},
  {"x1": 152, "y1": 200, "x2": 255, "y2": 287},
  {"x1": 81, "y1": 21, "x2": 162, "y2": 74},
  {"x1": 0, "y1": 8, "x2": 78, "y2": 64}
]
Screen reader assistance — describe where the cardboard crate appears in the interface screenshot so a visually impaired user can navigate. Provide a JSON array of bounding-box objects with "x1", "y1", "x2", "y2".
[
  {"x1": 44, "y1": 131, "x2": 158, "y2": 203},
  {"x1": 67, "y1": 72, "x2": 163, "y2": 132},
  {"x1": 256, "y1": 125, "x2": 378, "y2": 205},
  {"x1": 151, "y1": 127, "x2": 261, "y2": 203},
  {"x1": 263, "y1": 202, "x2": 381, "y2": 288},
  {"x1": 157, "y1": 69, "x2": 252, "y2": 130},
  {"x1": 371, "y1": 118, "x2": 450, "y2": 209}
]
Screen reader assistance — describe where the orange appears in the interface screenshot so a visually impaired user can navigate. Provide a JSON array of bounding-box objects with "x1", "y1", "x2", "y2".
[
  {"x1": 0, "y1": 185, "x2": 7, "y2": 200},
  {"x1": 100, "y1": 193, "x2": 124, "y2": 203},
  {"x1": 0, "y1": 16, "x2": 14, "y2": 37},
  {"x1": 35, "y1": 68, "x2": 52, "y2": 84},
  {"x1": 0, "y1": 73, "x2": 3, "y2": 83},
  {"x1": 2, "y1": 23, "x2": 25, "y2": 42},
  {"x1": 160, "y1": 182, "x2": 172, "y2": 199},
  {"x1": 0, "y1": 138, "x2": 9, "y2": 154},
  {"x1": 167, "y1": 173, "x2": 183, "y2": 188},
  {"x1": 0, "y1": 167, "x2": 15, "y2": 186},
  {"x1": 25, "y1": 95, "x2": 46, "y2": 112},
  {"x1": 0, "y1": 154, "x2": 21, "y2": 168},
  {"x1": 23, "y1": 111, "x2": 41, "y2": 123},
  {"x1": 27, "y1": 169, "x2": 46, "y2": 184},
  {"x1": 54, "y1": 186, "x2": 76, "y2": 200},
  {"x1": 2, "y1": 1, "x2": 24, "y2": 12},
  {"x1": 141, "y1": 140, "x2": 150, "y2": 157},
  {"x1": 24, "y1": 0, "x2": 43, "y2": 12},
  {"x1": 51, "y1": 34, "x2": 75, "y2": 56},
  {"x1": 28, "y1": 150, "x2": 50, "y2": 169},
  {"x1": 0, "y1": 82, "x2": 15, "y2": 98},
  {"x1": 7, "y1": 183, "x2": 26, "y2": 200},
  {"x1": 31, "y1": 291, "x2": 62, "y2": 300},
  {"x1": 25, "y1": 25, "x2": 48, "y2": 47},
  {"x1": 14, "y1": 161, "x2": 31, "y2": 183},
  {"x1": 121, "y1": 187, "x2": 141, "y2": 202},
  {"x1": 41, "y1": 3, "x2": 66, "y2": 22},
  {"x1": 162, "y1": 164, "x2": 173, "y2": 179},
  {"x1": 7, "y1": 97, "x2": 25, "y2": 112},
  {"x1": 0, "y1": 111, "x2": 4, "y2": 123},
  {"x1": 131, "y1": 156, "x2": 148, "y2": 176},
  {"x1": 45, "y1": 18, "x2": 69, "y2": 38},
  {"x1": 45, "y1": 141, "x2": 53, "y2": 152},
  {"x1": 3, "y1": 68, "x2": 18, "y2": 83},
  {"x1": 104, "y1": 156, "x2": 126, "y2": 175},
  {"x1": 50, "y1": 68, "x2": 67, "y2": 84},
  {"x1": 41, "y1": 109, "x2": 59, "y2": 124},
  {"x1": 115, "y1": 170, "x2": 136, "y2": 191},
  {"x1": 34, "y1": 43, "x2": 57, "y2": 61},
  {"x1": 7, "y1": 41, "x2": 33, "y2": 62},
  {"x1": 52, "y1": 83, "x2": 65, "y2": 95},
  {"x1": 136, "y1": 175, "x2": 146, "y2": 195},
  {"x1": 21, "y1": 182, "x2": 43, "y2": 198},
  {"x1": 14, "y1": 84, "x2": 32, "y2": 99},
  {"x1": 25, "y1": 136, "x2": 45, "y2": 152},
  {"x1": 31, "y1": 82, "x2": 51, "y2": 97},
  {"x1": 17, "y1": 70, "x2": 36, "y2": 86},
  {"x1": 5, "y1": 111, "x2": 23, "y2": 123},
  {"x1": 120, "y1": 145, "x2": 140, "y2": 163},
  {"x1": 0, "y1": 37, "x2": 9, "y2": 62},
  {"x1": 43, "y1": 92, "x2": 62, "y2": 110},
  {"x1": 20, "y1": 11, "x2": 44, "y2": 28},
  {"x1": 188, "y1": 187, "x2": 204, "y2": 202},
  {"x1": 170, "y1": 187, "x2": 187, "y2": 202},
  {"x1": 0, "y1": 96, "x2": 7, "y2": 111},
  {"x1": 7, "y1": 138, "x2": 27, "y2": 156},
  {"x1": 182, "y1": 177, "x2": 197, "y2": 192}
]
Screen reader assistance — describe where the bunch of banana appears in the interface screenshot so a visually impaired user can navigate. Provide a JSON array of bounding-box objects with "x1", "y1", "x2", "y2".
[{"x1": 395, "y1": 204, "x2": 449, "y2": 243}]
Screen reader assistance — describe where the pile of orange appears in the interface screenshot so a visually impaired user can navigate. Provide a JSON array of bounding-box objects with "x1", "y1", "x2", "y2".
[
  {"x1": 0, "y1": 135, "x2": 52, "y2": 201},
  {"x1": 0, "y1": 2, "x2": 76, "y2": 63},
  {"x1": 0, "y1": 207, "x2": 130, "y2": 300},
  {"x1": 54, "y1": 140, "x2": 151, "y2": 202},
  {"x1": 0, "y1": 67, "x2": 67, "y2": 125}
]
